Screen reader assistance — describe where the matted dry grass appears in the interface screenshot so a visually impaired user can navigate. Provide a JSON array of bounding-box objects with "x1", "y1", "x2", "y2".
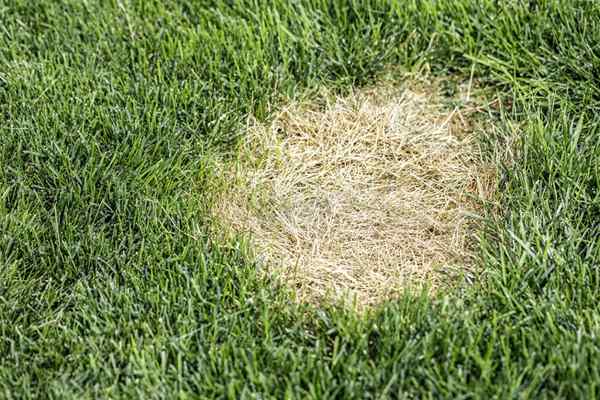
[{"x1": 214, "y1": 79, "x2": 496, "y2": 307}]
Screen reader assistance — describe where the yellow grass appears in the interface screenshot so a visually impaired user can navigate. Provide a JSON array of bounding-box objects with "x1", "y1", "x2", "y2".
[{"x1": 214, "y1": 79, "x2": 496, "y2": 308}]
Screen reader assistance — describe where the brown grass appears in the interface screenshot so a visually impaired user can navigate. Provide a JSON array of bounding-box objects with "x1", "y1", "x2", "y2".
[{"x1": 214, "y1": 79, "x2": 496, "y2": 308}]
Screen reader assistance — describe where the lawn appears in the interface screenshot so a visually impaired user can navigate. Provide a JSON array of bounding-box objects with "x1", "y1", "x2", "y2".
[{"x1": 1, "y1": 0, "x2": 599, "y2": 398}]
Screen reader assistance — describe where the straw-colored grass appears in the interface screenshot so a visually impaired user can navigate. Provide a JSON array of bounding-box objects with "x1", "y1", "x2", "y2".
[{"x1": 215, "y1": 79, "x2": 495, "y2": 307}]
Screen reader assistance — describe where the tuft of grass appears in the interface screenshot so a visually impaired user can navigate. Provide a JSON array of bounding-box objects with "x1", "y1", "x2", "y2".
[{"x1": 0, "y1": 0, "x2": 599, "y2": 398}]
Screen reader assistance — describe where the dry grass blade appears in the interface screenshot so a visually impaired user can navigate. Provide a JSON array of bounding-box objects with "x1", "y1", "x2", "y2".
[{"x1": 214, "y1": 80, "x2": 495, "y2": 308}]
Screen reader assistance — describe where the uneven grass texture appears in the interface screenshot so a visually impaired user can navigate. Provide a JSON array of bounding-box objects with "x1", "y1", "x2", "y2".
[
  {"x1": 1, "y1": 1, "x2": 600, "y2": 398},
  {"x1": 218, "y1": 82, "x2": 493, "y2": 306}
]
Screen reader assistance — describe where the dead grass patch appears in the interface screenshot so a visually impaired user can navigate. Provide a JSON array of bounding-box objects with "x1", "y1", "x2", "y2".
[{"x1": 214, "y1": 78, "x2": 497, "y2": 308}]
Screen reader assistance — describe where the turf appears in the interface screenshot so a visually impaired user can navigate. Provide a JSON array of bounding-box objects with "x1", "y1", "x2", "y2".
[
  {"x1": 215, "y1": 80, "x2": 493, "y2": 307},
  {"x1": 0, "y1": 0, "x2": 599, "y2": 398}
]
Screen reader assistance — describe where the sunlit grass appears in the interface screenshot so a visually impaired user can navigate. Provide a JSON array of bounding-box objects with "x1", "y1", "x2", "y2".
[{"x1": 1, "y1": 1, "x2": 599, "y2": 398}]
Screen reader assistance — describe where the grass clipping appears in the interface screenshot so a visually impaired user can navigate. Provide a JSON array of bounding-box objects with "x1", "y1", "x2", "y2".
[{"x1": 215, "y1": 81, "x2": 494, "y2": 307}]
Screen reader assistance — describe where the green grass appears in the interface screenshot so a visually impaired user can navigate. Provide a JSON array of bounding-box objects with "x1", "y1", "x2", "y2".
[{"x1": 1, "y1": 0, "x2": 599, "y2": 398}]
